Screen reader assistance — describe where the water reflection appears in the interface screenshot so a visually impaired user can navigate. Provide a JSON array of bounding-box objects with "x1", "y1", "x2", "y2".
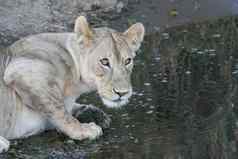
[
  {"x1": 112, "y1": 0, "x2": 238, "y2": 33},
  {"x1": 1, "y1": 16, "x2": 238, "y2": 159},
  {"x1": 132, "y1": 16, "x2": 238, "y2": 159}
]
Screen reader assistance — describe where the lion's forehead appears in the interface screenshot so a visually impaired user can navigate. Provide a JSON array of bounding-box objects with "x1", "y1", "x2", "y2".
[
  {"x1": 111, "y1": 33, "x2": 132, "y2": 60},
  {"x1": 94, "y1": 29, "x2": 133, "y2": 62}
]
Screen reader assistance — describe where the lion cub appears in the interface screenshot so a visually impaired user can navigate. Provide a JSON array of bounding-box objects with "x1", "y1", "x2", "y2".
[{"x1": 0, "y1": 16, "x2": 144, "y2": 153}]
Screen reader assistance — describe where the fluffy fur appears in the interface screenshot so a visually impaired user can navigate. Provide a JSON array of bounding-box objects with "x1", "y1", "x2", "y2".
[{"x1": 0, "y1": 16, "x2": 144, "y2": 153}]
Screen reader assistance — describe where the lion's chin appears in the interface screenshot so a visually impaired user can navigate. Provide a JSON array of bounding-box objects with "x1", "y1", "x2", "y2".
[{"x1": 102, "y1": 98, "x2": 129, "y2": 108}]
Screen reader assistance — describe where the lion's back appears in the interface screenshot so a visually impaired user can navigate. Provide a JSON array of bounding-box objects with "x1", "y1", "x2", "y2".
[{"x1": 0, "y1": 48, "x2": 19, "y2": 138}]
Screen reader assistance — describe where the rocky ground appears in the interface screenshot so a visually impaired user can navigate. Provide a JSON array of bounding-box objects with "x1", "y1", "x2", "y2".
[
  {"x1": 1, "y1": 0, "x2": 238, "y2": 46},
  {"x1": 0, "y1": 0, "x2": 126, "y2": 45}
]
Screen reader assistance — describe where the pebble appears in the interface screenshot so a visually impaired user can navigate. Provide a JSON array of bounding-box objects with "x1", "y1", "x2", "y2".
[
  {"x1": 155, "y1": 57, "x2": 161, "y2": 61},
  {"x1": 191, "y1": 48, "x2": 198, "y2": 52},
  {"x1": 153, "y1": 74, "x2": 158, "y2": 77},
  {"x1": 162, "y1": 33, "x2": 170, "y2": 39},
  {"x1": 121, "y1": 113, "x2": 129, "y2": 117},
  {"x1": 134, "y1": 138, "x2": 139, "y2": 144},
  {"x1": 137, "y1": 93, "x2": 144, "y2": 96},
  {"x1": 212, "y1": 34, "x2": 221, "y2": 38},
  {"x1": 208, "y1": 49, "x2": 216, "y2": 52},
  {"x1": 185, "y1": 71, "x2": 191, "y2": 74},
  {"x1": 146, "y1": 110, "x2": 154, "y2": 114},
  {"x1": 197, "y1": 51, "x2": 204, "y2": 54},
  {"x1": 149, "y1": 105, "x2": 155, "y2": 109},
  {"x1": 144, "y1": 83, "x2": 151, "y2": 86}
]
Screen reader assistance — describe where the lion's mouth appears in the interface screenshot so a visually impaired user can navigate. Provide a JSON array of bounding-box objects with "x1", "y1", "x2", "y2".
[
  {"x1": 99, "y1": 89, "x2": 132, "y2": 108},
  {"x1": 101, "y1": 97, "x2": 129, "y2": 108}
]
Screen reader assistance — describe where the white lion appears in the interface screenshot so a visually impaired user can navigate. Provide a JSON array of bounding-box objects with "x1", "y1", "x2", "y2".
[{"x1": 0, "y1": 16, "x2": 145, "y2": 153}]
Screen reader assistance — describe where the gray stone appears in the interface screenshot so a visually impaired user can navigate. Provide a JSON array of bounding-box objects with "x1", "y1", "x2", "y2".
[{"x1": 0, "y1": 0, "x2": 121, "y2": 46}]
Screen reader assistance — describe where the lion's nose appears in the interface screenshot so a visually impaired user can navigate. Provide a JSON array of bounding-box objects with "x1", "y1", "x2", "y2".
[{"x1": 113, "y1": 89, "x2": 129, "y2": 97}]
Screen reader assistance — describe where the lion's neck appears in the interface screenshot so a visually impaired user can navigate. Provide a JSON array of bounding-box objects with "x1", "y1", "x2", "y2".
[{"x1": 65, "y1": 34, "x2": 97, "y2": 96}]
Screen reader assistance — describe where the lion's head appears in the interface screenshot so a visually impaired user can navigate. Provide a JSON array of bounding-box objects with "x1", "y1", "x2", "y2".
[{"x1": 71, "y1": 16, "x2": 145, "y2": 108}]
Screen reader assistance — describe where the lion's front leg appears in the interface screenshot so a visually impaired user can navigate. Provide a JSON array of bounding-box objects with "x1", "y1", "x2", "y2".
[
  {"x1": 72, "y1": 103, "x2": 111, "y2": 129},
  {"x1": 4, "y1": 58, "x2": 102, "y2": 140},
  {"x1": 49, "y1": 107, "x2": 103, "y2": 140}
]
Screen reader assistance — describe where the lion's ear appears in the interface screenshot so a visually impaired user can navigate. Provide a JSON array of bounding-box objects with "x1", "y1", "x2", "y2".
[
  {"x1": 74, "y1": 16, "x2": 93, "y2": 46},
  {"x1": 123, "y1": 23, "x2": 145, "y2": 52}
]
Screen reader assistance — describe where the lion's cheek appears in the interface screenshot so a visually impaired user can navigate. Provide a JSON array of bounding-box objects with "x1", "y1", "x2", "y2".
[{"x1": 93, "y1": 65, "x2": 106, "y2": 77}]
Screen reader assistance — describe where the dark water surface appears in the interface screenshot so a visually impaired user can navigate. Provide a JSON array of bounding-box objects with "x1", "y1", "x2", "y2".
[
  {"x1": 1, "y1": 16, "x2": 238, "y2": 159},
  {"x1": 106, "y1": 0, "x2": 238, "y2": 33}
]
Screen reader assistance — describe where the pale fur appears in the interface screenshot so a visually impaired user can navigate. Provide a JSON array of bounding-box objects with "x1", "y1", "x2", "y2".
[{"x1": 0, "y1": 16, "x2": 145, "y2": 153}]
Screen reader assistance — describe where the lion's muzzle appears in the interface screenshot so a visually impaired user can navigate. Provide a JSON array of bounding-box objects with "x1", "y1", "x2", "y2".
[{"x1": 100, "y1": 88, "x2": 132, "y2": 108}]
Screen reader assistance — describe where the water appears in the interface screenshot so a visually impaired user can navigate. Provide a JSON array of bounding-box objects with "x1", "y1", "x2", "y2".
[
  {"x1": 106, "y1": 0, "x2": 238, "y2": 33},
  {"x1": 1, "y1": 16, "x2": 238, "y2": 159}
]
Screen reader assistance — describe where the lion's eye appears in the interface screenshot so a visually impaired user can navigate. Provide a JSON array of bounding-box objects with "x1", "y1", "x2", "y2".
[
  {"x1": 100, "y1": 58, "x2": 110, "y2": 67},
  {"x1": 125, "y1": 58, "x2": 132, "y2": 65}
]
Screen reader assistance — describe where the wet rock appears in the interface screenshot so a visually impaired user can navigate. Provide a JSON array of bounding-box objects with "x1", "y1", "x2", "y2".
[
  {"x1": 49, "y1": 150, "x2": 86, "y2": 159},
  {"x1": 0, "y1": 0, "x2": 123, "y2": 46}
]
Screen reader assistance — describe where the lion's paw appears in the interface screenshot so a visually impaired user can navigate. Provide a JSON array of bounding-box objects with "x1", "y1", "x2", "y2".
[
  {"x1": 73, "y1": 104, "x2": 111, "y2": 129},
  {"x1": 0, "y1": 136, "x2": 9, "y2": 153},
  {"x1": 80, "y1": 122, "x2": 103, "y2": 140},
  {"x1": 70, "y1": 122, "x2": 103, "y2": 140}
]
